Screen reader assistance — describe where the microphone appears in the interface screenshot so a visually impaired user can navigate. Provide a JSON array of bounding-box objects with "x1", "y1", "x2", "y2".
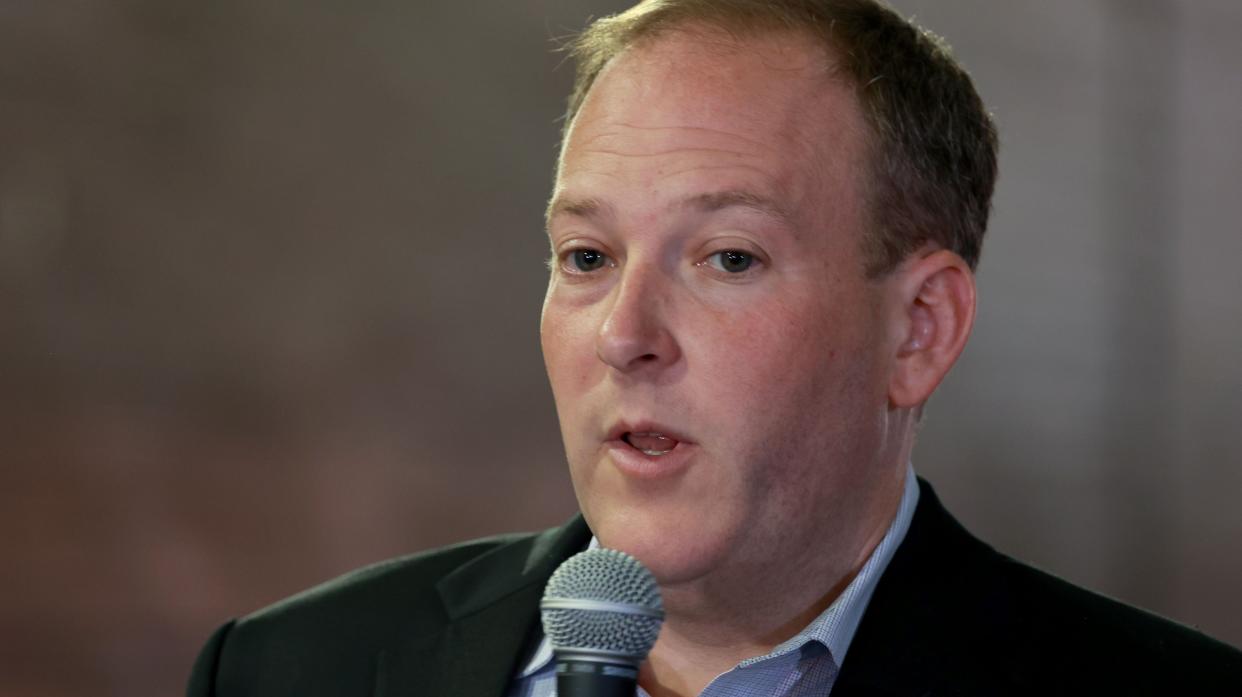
[{"x1": 540, "y1": 548, "x2": 665, "y2": 697}]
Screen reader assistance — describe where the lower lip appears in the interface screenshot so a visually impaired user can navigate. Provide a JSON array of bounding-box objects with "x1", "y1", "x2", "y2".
[{"x1": 605, "y1": 439, "x2": 696, "y2": 479}]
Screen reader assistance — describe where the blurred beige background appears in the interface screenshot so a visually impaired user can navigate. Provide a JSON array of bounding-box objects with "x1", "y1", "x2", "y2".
[{"x1": 2, "y1": 1, "x2": 1239, "y2": 695}]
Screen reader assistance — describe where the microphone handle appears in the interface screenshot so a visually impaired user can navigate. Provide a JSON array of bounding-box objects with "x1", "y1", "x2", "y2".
[{"x1": 555, "y1": 659, "x2": 639, "y2": 697}]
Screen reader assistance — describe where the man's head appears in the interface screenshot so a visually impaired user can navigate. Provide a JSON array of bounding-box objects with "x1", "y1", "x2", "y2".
[
  {"x1": 561, "y1": 0, "x2": 998, "y2": 277},
  {"x1": 540, "y1": 0, "x2": 994, "y2": 596}
]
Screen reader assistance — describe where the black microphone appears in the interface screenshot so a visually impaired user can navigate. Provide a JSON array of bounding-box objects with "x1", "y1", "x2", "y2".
[{"x1": 540, "y1": 548, "x2": 665, "y2": 697}]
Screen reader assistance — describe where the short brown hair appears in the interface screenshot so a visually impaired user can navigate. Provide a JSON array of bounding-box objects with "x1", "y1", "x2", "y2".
[{"x1": 562, "y1": 0, "x2": 998, "y2": 275}]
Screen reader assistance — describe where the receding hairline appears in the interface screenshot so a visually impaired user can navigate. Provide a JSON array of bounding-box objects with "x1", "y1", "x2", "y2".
[{"x1": 564, "y1": 18, "x2": 856, "y2": 131}]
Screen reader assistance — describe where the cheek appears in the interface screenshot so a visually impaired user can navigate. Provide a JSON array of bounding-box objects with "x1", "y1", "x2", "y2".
[
  {"x1": 691, "y1": 293, "x2": 848, "y2": 400},
  {"x1": 691, "y1": 291, "x2": 885, "y2": 460},
  {"x1": 540, "y1": 302, "x2": 596, "y2": 397}
]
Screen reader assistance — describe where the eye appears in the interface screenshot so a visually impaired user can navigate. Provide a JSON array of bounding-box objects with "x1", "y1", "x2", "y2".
[
  {"x1": 566, "y1": 248, "x2": 610, "y2": 273},
  {"x1": 704, "y1": 250, "x2": 756, "y2": 273}
]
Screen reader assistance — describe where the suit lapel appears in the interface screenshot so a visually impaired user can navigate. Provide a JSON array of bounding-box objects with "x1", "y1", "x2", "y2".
[
  {"x1": 375, "y1": 515, "x2": 592, "y2": 697},
  {"x1": 832, "y1": 479, "x2": 1000, "y2": 697}
]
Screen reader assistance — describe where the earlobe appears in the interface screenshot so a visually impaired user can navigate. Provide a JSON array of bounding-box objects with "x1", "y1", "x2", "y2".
[{"x1": 888, "y1": 250, "x2": 976, "y2": 409}]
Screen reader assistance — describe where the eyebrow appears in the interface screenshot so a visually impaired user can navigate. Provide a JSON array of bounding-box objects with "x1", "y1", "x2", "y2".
[
  {"x1": 545, "y1": 196, "x2": 615, "y2": 225},
  {"x1": 683, "y1": 190, "x2": 794, "y2": 227},
  {"x1": 545, "y1": 189, "x2": 794, "y2": 228}
]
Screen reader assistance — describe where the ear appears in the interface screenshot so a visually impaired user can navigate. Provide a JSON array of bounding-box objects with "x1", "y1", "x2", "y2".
[{"x1": 887, "y1": 249, "x2": 977, "y2": 409}]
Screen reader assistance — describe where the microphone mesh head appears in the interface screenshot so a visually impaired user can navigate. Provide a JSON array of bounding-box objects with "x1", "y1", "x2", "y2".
[{"x1": 541, "y1": 548, "x2": 664, "y2": 659}]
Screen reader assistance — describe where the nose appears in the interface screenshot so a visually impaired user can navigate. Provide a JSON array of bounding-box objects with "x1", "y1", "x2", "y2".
[{"x1": 595, "y1": 267, "x2": 681, "y2": 375}]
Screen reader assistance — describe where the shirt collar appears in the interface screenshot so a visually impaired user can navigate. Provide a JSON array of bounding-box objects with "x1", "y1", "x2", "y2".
[
  {"x1": 516, "y1": 464, "x2": 920, "y2": 678},
  {"x1": 742, "y1": 462, "x2": 920, "y2": 667}
]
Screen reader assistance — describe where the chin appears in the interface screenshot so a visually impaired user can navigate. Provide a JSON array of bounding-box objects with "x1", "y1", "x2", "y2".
[{"x1": 585, "y1": 499, "x2": 736, "y2": 588}]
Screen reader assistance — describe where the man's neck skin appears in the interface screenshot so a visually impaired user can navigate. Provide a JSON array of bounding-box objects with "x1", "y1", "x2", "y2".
[
  {"x1": 637, "y1": 569, "x2": 857, "y2": 697},
  {"x1": 636, "y1": 452, "x2": 910, "y2": 697}
]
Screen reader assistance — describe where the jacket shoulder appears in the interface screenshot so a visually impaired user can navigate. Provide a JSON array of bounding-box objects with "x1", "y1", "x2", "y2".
[
  {"x1": 189, "y1": 529, "x2": 547, "y2": 697},
  {"x1": 243, "y1": 531, "x2": 532, "y2": 631},
  {"x1": 986, "y1": 551, "x2": 1242, "y2": 691}
]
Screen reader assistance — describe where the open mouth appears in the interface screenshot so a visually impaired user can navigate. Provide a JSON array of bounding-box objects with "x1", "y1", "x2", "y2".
[{"x1": 622, "y1": 432, "x2": 680, "y2": 456}]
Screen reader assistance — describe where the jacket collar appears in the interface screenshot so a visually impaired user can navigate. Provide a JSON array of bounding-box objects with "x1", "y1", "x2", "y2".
[
  {"x1": 435, "y1": 515, "x2": 593, "y2": 620},
  {"x1": 832, "y1": 477, "x2": 1002, "y2": 697},
  {"x1": 377, "y1": 515, "x2": 592, "y2": 697}
]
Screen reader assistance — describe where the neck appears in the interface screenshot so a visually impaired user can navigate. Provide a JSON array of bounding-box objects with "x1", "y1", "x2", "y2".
[
  {"x1": 639, "y1": 571, "x2": 855, "y2": 697},
  {"x1": 638, "y1": 467, "x2": 906, "y2": 697}
]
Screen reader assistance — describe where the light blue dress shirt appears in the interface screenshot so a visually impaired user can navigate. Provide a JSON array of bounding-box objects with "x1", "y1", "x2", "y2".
[{"x1": 506, "y1": 465, "x2": 920, "y2": 697}]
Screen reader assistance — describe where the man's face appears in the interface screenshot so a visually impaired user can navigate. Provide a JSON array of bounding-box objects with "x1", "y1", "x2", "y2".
[{"x1": 541, "y1": 28, "x2": 906, "y2": 588}]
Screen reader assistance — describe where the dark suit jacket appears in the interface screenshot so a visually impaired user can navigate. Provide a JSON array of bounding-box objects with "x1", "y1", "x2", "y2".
[{"x1": 188, "y1": 479, "x2": 1242, "y2": 695}]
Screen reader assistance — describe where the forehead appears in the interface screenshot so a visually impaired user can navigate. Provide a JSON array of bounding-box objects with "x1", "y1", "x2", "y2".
[{"x1": 556, "y1": 26, "x2": 869, "y2": 229}]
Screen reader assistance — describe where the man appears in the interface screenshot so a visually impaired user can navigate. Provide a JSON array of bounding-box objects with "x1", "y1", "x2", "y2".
[{"x1": 188, "y1": 1, "x2": 1242, "y2": 695}]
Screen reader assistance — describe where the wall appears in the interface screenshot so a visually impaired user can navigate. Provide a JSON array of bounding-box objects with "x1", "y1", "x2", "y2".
[{"x1": 1, "y1": 1, "x2": 1238, "y2": 695}]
